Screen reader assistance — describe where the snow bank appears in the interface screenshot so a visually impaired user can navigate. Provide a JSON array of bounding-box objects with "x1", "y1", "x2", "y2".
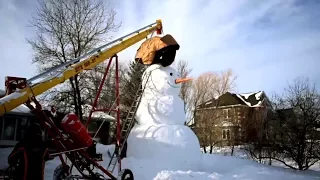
[
  {"x1": 0, "y1": 147, "x2": 12, "y2": 170},
  {"x1": 1, "y1": 144, "x2": 320, "y2": 179},
  {"x1": 122, "y1": 153, "x2": 320, "y2": 180}
]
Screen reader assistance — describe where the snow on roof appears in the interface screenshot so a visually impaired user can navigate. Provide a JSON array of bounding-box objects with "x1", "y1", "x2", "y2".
[
  {"x1": 255, "y1": 91, "x2": 263, "y2": 100},
  {"x1": 236, "y1": 91, "x2": 265, "y2": 107},
  {"x1": 238, "y1": 92, "x2": 256, "y2": 99},
  {"x1": 205, "y1": 101, "x2": 212, "y2": 105}
]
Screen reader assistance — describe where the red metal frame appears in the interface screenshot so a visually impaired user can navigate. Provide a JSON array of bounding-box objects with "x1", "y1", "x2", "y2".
[
  {"x1": 25, "y1": 98, "x2": 117, "y2": 179},
  {"x1": 5, "y1": 76, "x2": 27, "y2": 95},
  {"x1": 85, "y1": 55, "x2": 122, "y2": 172},
  {"x1": 4, "y1": 68, "x2": 120, "y2": 179}
]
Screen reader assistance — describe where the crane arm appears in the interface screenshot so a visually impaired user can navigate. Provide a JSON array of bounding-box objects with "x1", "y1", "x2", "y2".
[{"x1": 0, "y1": 19, "x2": 163, "y2": 116}]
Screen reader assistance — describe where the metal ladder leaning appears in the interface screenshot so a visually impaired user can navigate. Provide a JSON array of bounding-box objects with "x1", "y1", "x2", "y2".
[{"x1": 107, "y1": 72, "x2": 151, "y2": 173}]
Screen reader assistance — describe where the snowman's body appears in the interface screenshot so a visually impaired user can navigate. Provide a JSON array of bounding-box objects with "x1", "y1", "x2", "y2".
[
  {"x1": 135, "y1": 64, "x2": 186, "y2": 125},
  {"x1": 126, "y1": 64, "x2": 201, "y2": 171}
]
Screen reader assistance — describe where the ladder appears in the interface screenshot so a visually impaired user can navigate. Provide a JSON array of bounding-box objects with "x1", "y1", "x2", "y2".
[{"x1": 107, "y1": 73, "x2": 151, "y2": 173}]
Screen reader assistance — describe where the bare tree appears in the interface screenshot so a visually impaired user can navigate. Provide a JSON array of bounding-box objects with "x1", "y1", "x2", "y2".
[
  {"x1": 176, "y1": 59, "x2": 192, "y2": 114},
  {"x1": 242, "y1": 106, "x2": 273, "y2": 164},
  {"x1": 267, "y1": 77, "x2": 320, "y2": 170},
  {"x1": 191, "y1": 69, "x2": 237, "y2": 152},
  {"x1": 247, "y1": 77, "x2": 320, "y2": 170},
  {"x1": 28, "y1": 0, "x2": 120, "y2": 120}
]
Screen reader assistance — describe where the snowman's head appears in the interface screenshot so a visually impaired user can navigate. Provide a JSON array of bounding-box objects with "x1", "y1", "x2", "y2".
[{"x1": 142, "y1": 64, "x2": 191, "y2": 95}]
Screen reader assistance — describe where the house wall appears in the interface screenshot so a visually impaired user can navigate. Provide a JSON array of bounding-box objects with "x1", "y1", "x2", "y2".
[{"x1": 193, "y1": 105, "x2": 264, "y2": 147}]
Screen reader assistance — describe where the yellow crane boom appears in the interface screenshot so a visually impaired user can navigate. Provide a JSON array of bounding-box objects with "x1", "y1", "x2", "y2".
[{"x1": 0, "y1": 19, "x2": 163, "y2": 116}]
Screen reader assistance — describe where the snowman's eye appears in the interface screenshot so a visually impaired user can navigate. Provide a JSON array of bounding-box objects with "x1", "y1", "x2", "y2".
[{"x1": 170, "y1": 73, "x2": 173, "y2": 76}]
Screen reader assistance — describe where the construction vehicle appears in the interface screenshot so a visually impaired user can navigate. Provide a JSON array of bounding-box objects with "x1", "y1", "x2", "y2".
[{"x1": 0, "y1": 19, "x2": 163, "y2": 180}]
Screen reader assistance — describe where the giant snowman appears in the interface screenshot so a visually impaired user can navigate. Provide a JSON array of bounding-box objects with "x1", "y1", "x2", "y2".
[{"x1": 126, "y1": 63, "x2": 202, "y2": 171}]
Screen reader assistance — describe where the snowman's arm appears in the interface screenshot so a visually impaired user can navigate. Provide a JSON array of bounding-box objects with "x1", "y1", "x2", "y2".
[
  {"x1": 147, "y1": 101, "x2": 158, "y2": 121},
  {"x1": 155, "y1": 97, "x2": 173, "y2": 115}
]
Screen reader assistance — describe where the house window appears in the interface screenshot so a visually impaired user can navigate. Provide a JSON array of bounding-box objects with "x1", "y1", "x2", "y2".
[
  {"x1": 16, "y1": 117, "x2": 29, "y2": 141},
  {"x1": 0, "y1": 115, "x2": 34, "y2": 141},
  {"x1": 2, "y1": 116, "x2": 17, "y2": 140},
  {"x1": 222, "y1": 129, "x2": 230, "y2": 140},
  {"x1": 223, "y1": 109, "x2": 230, "y2": 119}
]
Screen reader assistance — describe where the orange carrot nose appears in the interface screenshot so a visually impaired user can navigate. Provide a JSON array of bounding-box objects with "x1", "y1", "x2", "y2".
[{"x1": 175, "y1": 77, "x2": 193, "y2": 84}]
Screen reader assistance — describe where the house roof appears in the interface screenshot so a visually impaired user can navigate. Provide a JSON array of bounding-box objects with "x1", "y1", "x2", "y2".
[
  {"x1": 275, "y1": 108, "x2": 297, "y2": 120},
  {"x1": 198, "y1": 91, "x2": 272, "y2": 109},
  {"x1": 236, "y1": 91, "x2": 268, "y2": 107}
]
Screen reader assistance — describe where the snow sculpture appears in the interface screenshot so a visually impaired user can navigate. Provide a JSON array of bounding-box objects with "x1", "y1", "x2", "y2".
[
  {"x1": 127, "y1": 64, "x2": 201, "y2": 171},
  {"x1": 135, "y1": 64, "x2": 186, "y2": 125}
]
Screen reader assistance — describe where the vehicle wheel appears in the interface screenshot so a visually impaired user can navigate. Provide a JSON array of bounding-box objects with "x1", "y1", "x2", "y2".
[
  {"x1": 53, "y1": 164, "x2": 70, "y2": 180},
  {"x1": 117, "y1": 169, "x2": 134, "y2": 180}
]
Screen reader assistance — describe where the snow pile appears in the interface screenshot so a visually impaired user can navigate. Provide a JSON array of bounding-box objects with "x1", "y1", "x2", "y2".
[
  {"x1": 121, "y1": 152, "x2": 320, "y2": 179},
  {"x1": 201, "y1": 146, "x2": 248, "y2": 158},
  {"x1": 1, "y1": 144, "x2": 320, "y2": 179}
]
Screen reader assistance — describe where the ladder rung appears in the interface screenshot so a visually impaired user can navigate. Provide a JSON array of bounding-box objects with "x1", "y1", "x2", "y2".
[
  {"x1": 121, "y1": 129, "x2": 129, "y2": 134},
  {"x1": 108, "y1": 81, "x2": 145, "y2": 174}
]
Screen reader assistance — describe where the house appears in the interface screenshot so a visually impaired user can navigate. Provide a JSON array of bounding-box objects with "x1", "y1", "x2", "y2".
[
  {"x1": 0, "y1": 89, "x2": 116, "y2": 147},
  {"x1": 192, "y1": 91, "x2": 273, "y2": 147},
  {"x1": 271, "y1": 107, "x2": 320, "y2": 141},
  {"x1": 0, "y1": 89, "x2": 42, "y2": 147}
]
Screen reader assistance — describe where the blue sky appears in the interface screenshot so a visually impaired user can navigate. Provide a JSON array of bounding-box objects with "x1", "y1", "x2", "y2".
[{"x1": 0, "y1": 0, "x2": 319, "y2": 96}]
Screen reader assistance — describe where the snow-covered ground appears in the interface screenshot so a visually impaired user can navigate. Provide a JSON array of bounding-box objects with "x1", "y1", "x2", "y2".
[
  {"x1": 202, "y1": 145, "x2": 320, "y2": 172},
  {"x1": 1, "y1": 144, "x2": 320, "y2": 179}
]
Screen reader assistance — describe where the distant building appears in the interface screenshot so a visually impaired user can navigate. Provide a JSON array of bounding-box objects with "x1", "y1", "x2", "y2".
[{"x1": 193, "y1": 91, "x2": 273, "y2": 147}]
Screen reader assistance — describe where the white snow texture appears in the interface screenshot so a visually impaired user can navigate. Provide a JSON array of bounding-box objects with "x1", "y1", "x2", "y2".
[
  {"x1": 127, "y1": 64, "x2": 202, "y2": 172},
  {"x1": 2, "y1": 144, "x2": 320, "y2": 179},
  {"x1": 135, "y1": 64, "x2": 186, "y2": 125}
]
